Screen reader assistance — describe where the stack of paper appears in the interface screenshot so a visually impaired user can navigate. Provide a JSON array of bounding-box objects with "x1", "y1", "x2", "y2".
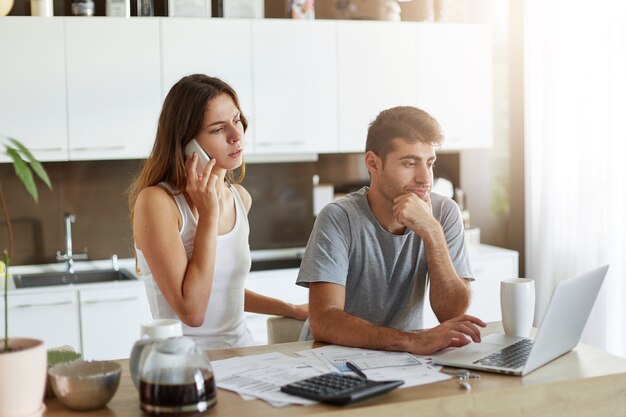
[
  {"x1": 298, "y1": 345, "x2": 450, "y2": 389},
  {"x1": 211, "y1": 346, "x2": 450, "y2": 407}
]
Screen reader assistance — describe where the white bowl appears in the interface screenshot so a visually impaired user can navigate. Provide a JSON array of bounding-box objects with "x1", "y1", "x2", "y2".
[{"x1": 48, "y1": 360, "x2": 121, "y2": 411}]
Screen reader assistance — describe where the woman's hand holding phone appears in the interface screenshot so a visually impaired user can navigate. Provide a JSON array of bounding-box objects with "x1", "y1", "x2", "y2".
[
  {"x1": 185, "y1": 139, "x2": 211, "y2": 173},
  {"x1": 184, "y1": 140, "x2": 219, "y2": 221}
]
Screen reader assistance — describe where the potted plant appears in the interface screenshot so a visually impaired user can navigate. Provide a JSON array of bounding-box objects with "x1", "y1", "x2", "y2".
[{"x1": 0, "y1": 136, "x2": 52, "y2": 417}]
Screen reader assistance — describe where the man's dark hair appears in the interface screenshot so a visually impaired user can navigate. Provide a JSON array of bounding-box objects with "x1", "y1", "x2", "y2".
[{"x1": 365, "y1": 106, "x2": 443, "y2": 161}]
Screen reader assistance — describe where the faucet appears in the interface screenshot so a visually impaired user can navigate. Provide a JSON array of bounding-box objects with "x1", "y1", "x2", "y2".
[{"x1": 56, "y1": 213, "x2": 88, "y2": 273}]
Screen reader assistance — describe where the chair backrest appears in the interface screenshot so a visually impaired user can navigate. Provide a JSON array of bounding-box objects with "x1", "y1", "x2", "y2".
[{"x1": 266, "y1": 316, "x2": 306, "y2": 344}]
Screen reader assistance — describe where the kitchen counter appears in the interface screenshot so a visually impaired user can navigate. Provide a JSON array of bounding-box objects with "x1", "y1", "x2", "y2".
[{"x1": 41, "y1": 323, "x2": 626, "y2": 417}]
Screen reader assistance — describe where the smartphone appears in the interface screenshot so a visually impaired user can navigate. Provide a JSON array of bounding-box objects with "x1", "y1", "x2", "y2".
[{"x1": 184, "y1": 139, "x2": 211, "y2": 173}]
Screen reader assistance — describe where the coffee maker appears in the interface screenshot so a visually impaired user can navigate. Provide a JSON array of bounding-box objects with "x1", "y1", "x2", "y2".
[{"x1": 139, "y1": 337, "x2": 216, "y2": 414}]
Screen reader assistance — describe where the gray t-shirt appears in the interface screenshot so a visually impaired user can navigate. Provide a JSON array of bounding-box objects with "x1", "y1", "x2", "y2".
[{"x1": 296, "y1": 187, "x2": 472, "y2": 334}]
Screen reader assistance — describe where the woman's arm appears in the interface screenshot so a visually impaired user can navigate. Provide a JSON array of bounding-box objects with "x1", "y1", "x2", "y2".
[
  {"x1": 133, "y1": 156, "x2": 220, "y2": 327},
  {"x1": 244, "y1": 289, "x2": 308, "y2": 320}
]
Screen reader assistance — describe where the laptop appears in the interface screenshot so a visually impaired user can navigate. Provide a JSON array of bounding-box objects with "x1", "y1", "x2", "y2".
[{"x1": 433, "y1": 265, "x2": 609, "y2": 376}]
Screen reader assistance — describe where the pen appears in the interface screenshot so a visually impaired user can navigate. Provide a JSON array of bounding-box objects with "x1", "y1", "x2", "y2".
[{"x1": 346, "y1": 361, "x2": 368, "y2": 380}]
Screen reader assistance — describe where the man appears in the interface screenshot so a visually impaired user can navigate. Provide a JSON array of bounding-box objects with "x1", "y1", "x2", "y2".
[{"x1": 296, "y1": 106, "x2": 486, "y2": 355}]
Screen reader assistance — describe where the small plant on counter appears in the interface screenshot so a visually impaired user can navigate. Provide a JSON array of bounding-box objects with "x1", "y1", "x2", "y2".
[{"x1": 1, "y1": 136, "x2": 52, "y2": 353}]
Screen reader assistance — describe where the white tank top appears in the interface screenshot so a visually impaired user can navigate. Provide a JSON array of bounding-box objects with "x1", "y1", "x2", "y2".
[{"x1": 136, "y1": 182, "x2": 254, "y2": 349}]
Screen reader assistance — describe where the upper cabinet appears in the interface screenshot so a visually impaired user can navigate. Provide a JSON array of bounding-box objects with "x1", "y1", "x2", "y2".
[
  {"x1": 338, "y1": 22, "x2": 493, "y2": 153},
  {"x1": 0, "y1": 18, "x2": 68, "y2": 162},
  {"x1": 161, "y1": 18, "x2": 254, "y2": 144},
  {"x1": 415, "y1": 24, "x2": 493, "y2": 150},
  {"x1": 252, "y1": 20, "x2": 338, "y2": 154},
  {"x1": 65, "y1": 18, "x2": 161, "y2": 160},
  {"x1": 1, "y1": 18, "x2": 493, "y2": 162},
  {"x1": 337, "y1": 21, "x2": 418, "y2": 153}
]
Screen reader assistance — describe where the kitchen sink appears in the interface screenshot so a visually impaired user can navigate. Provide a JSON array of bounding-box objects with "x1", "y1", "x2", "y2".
[{"x1": 13, "y1": 269, "x2": 137, "y2": 288}]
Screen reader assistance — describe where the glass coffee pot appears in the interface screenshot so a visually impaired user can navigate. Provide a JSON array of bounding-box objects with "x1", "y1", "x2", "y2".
[{"x1": 139, "y1": 337, "x2": 216, "y2": 414}]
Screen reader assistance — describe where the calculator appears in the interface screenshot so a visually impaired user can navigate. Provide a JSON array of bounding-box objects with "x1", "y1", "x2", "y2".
[{"x1": 280, "y1": 373, "x2": 404, "y2": 405}]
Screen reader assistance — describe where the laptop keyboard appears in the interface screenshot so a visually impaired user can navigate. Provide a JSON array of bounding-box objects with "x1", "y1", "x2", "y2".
[{"x1": 473, "y1": 339, "x2": 534, "y2": 369}]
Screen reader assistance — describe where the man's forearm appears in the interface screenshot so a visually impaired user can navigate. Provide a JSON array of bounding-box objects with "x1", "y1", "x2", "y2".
[
  {"x1": 311, "y1": 306, "x2": 486, "y2": 355},
  {"x1": 423, "y1": 227, "x2": 471, "y2": 322},
  {"x1": 430, "y1": 277, "x2": 471, "y2": 322},
  {"x1": 310, "y1": 308, "x2": 413, "y2": 352}
]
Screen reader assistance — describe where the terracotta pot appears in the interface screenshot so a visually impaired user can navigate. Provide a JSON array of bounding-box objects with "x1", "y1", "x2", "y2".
[{"x1": 0, "y1": 339, "x2": 46, "y2": 417}]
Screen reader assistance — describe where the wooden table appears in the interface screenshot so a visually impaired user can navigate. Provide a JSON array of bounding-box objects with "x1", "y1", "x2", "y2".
[{"x1": 43, "y1": 323, "x2": 626, "y2": 416}]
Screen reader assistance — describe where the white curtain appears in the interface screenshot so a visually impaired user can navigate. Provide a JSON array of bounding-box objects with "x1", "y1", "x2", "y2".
[{"x1": 525, "y1": 0, "x2": 626, "y2": 357}]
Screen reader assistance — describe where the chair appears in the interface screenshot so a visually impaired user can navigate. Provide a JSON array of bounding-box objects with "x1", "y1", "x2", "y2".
[{"x1": 266, "y1": 317, "x2": 306, "y2": 344}]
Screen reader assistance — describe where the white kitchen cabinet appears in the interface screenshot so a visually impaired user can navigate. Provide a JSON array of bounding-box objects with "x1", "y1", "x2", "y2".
[
  {"x1": 252, "y1": 20, "x2": 338, "y2": 154},
  {"x1": 0, "y1": 291, "x2": 81, "y2": 350},
  {"x1": 423, "y1": 244, "x2": 519, "y2": 328},
  {"x1": 65, "y1": 18, "x2": 162, "y2": 160},
  {"x1": 79, "y1": 285, "x2": 151, "y2": 360},
  {"x1": 1, "y1": 18, "x2": 493, "y2": 163},
  {"x1": 2, "y1": 258, "x2": 151, "y2": 360},
  {"x1": 244, "y1": 268, "x2": 308, "y2": 345},
  {"x1": 415, "y1": 24, "x2": 493, "y2": 150},
  {"x1": 337, "y1": 21, "x2": 418, "y2": 153},
  {"x1": 0, "y1": 17, "x2": 68, "y2": 162},
  {"x1": 160, "y1": 18, "x2": 254, "y2": 143},
  {"x1": 467, "y1": 245, "x2": 518, "y2": 322}
]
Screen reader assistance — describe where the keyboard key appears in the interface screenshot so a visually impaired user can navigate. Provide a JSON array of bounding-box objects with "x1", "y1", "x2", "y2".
[{"x1": 473, "y1": 339, "x2": 534, "y2": 369}]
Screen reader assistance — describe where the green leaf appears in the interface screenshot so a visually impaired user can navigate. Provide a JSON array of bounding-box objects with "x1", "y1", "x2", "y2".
[
  {"x1": 47, "y1": 349, "x2": 82, "y2": 366},
  {"x1": 7, "y1": 137, "x2": 52, "y2": 190},
  {"x1": 6, "y1": 147, "x2": 38, "y2": 203}
]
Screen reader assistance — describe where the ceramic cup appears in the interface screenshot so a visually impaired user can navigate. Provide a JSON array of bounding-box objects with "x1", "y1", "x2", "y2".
[
  {"x1": 140, "y1": 319, "x2": 183, "y2": 340},
  {"x1": 500, "y1": 278, "x2": 535, "y2": 337}
]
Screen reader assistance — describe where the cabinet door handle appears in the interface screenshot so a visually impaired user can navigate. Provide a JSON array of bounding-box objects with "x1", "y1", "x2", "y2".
[
  {"x1": 29, "y1": 147, "x2": 65, "y2": 152},
  {"x1": 256, "y1": 141, "x2": 306, "y2": 147},
  {"x1": 13, "y1": 301, "x2": 73, "y2": 308},
  {"x1": 83, "y1": 296, "x2": 138, "y2": 305},
  {"x1": 71, "y1": 146, "x2": 126, "y2": 151}
]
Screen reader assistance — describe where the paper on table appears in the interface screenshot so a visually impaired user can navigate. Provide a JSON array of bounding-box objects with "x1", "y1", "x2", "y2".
[
  {"x1": 410, "y1": 353, "x2": 442, "y2": 371},
  {"x1": 212, "y1": 352, "x2": 322, "y2": 406},
  {"x1": 212, "y1": 352, "x2": 285, "y2": 402},
  {"x1": 297, "y1": 345, "x2": 450, "y2": 388},
  {"x1": 299, "y1": 345, "x2": 423, "y2": 372},
  {"x1": 211, "y1": 346, "x2": 450, "y2": 407},
  {"x1": 361, "y1": 365, "x2": 449, "y2": 387}
]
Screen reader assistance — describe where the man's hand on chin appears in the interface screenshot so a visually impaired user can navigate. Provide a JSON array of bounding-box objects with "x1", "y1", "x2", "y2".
[{"x1": 392, "y1": 192, "x2": 435, "y2": 234}]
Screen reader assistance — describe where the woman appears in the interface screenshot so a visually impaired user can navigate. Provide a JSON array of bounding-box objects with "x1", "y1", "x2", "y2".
[{"x1": 129, "y1": 74, "x2": 308, "y2": 348}]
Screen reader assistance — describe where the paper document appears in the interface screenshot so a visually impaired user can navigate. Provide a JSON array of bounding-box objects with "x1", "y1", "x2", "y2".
[
  {"x1": 213, "y1": 352, "x2": 322, "y2": 406},
  {"x1": 298, "y1": 345, "x2": 450, "y2": 388},
  {"x1": 211, "y1": 346, "x2": 450, "y2": 408}
]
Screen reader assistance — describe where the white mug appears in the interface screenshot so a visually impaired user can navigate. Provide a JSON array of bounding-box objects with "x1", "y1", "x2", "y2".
[
  {"x1": 500, "y1": 278, "x2": 535, "y2": 337},
  {"x1": 140, "y1": 319, "x2": 183, "y2": 340}
]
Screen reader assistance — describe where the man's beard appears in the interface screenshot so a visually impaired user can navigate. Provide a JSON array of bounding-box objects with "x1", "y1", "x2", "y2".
[{"x1": 378, "y1": 171, "x2": 430, "y2": 203}]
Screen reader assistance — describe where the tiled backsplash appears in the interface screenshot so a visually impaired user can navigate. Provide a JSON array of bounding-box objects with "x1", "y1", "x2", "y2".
[
  {"x1": 1, "y1": 160, "x2": 141, "y2": 265},
  {"x1": 1, "y1": 159, "x2": 317, "y2": 265}
]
